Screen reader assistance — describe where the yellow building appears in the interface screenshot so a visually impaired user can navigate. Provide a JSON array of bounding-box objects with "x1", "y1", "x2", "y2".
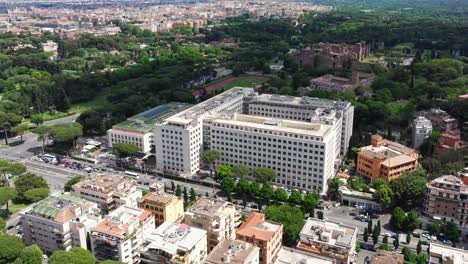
[{"x1": 137, "y1": 192, "x2": 184, "y2": 227}]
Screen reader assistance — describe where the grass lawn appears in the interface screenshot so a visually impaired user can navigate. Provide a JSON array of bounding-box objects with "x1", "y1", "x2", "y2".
[
  {"x1": 69, "y1": 88, "x2": 110, "y2": 113},
  {"x1": 8, "y1": 201, "x2": 28, "y2": 215},
  {"x1": 222, "y1": 77, "x2": 268, "y2": 90}
]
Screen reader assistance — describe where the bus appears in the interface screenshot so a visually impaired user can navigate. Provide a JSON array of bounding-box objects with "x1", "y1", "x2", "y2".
[{"x1": 124, "y1": 171, "x2": 139, "y2": 180}]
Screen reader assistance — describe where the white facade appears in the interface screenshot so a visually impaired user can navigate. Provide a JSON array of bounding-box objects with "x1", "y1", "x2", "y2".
[
  {"x1": 90, "y1": 206, "x2": 154, "y2": 264},
  {"x1": 412, "y1": 116, "x2": 432, "y2": 149},
  {"x1": 154, "y1": 88, "x2": 353, "y2": 193},
  {"x1": 21, "y1": 194, "x2": 101, "y2": 255},
  {"x1": 140, "y1": 221, "x2": 207, "y2": 264},
  {"x1": 107, "y1": 128, "x2": 153, "y2": 153}
]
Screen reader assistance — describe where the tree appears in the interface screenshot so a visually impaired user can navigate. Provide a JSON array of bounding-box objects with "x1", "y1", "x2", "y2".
[
  {"x1": 171, "y1": 181, "x2": 175, "y2": 192},
  {"x1": 190, "y1": 188, "x2": 197, "y2": 202},
  {"x1": 252, "y1": 167, "x2": 276, "y2": 183},
  {"x1": 372, "y1": 226, "x2": 379, "y2": 245},
  {"x1": 393, "y1": 234, "x2": 399, "y2": 250},
  {"x1": 442, "y1": 221, "x2": 460, "y2": 242},
  {"x1": 0, "y1": 187, "x2": 17, "y2": 211},
  {"x1": 377, "y1": 220, "x2": 382, "y2": 235},
  {"x1": 373, "y1": 184, "x2": 393, "y2": 209},
  {"x1": 391, "y1": 207, "x2": 406, "y2": 230},
  {"x1": 0, "y1": 160, "x2": 26, "y2": 187},
  {"x1": 236, "y1": 178, "x2": 250, "y2": 197},
  {"x1": 221, "y1": 174, "x2": 235, "y2": 201},
  {"x1": 232, "y1": 164, "x2": 249, "y2": 178},
  {"x1": 30, "y1": 114, "x2": 44, "y2": 127},
  {"x1": 249, "y1": 182, "x2": 260, "y2": 198},
  {"x1": 363, "y1": 227, "x2": 369, "y2": 243},
  {"x1": 32, "y1": 126, "x2": 51, "y2": 154},
  {"x1": 49, "y1": 247, "x2": 95, "y2": 264},
  {"x1": 183, "y1": 187, "x2": 188, "y2": 202},
  {"x1": 390, "y1": 170, "x2": 427, "y2": 207},
  {"x1": 288, "y1": 190, "x2": 302, "y2": 205},
  {"x1": 215, "y1": 165, "x2": 232, "y2": 181},
  {"x1": 202, "y1": 150, "x2": 220, "y2": 176},
  {"x1": 0, "y1": 112, "x2": 21, "y2": 145},
  {"x1": 402, "y1": 247, "x2": 412, "y2": 262},
  {"x1": 14, "y1": 173, "x2": 48, "y2": 201},
  {"x1": 0, "y1": 218, "x2": 5, "y2": 232},
  {"x1": 317, "y1": 210, "x2": 324, "y2": 220},
  {"x1": 416, "y1": 241, "x2": 422, "y2": 254},
  {"x1": 427, "y1": 220, "x2": 440, "y2": 235},
  {"x1": 327, "y1": 177, "x2": 340, "y2": 200},
  {"x1": 259, "y1": 183, "x2": 273, "y2": 205},
  {"x1": 16, "y1": 245, "x2": 43, "y2": 264},
  {"x1": 0, "y1": 234, "x2": 25, "y2": 264},
  {"x1": 273, "y1": 188, "x2": 288, "y2": 203},
  {"x1": 64, "y1": 176, "x2": 84, "y2": 192},
  {"x1": 10, "y1": 124, "x2": 28, "y2": 143},
  {"x1": 24, "y1": 188, "x2": 49, "y2": 203},
  {"x1": 404, "y1": 211, "x2": 420, "y2": 232},
  {"x1": 406, "y1": 233, "x2": 411, "y2": 244},
  {"x1": 302, "y1": 193, "x2": 318, "y2": 215},
  {"x1": 368, "y1": 219, "x2": 373, "y2": 234},
  {"x1": 112, "y1": 142, "x2": 139, "y2": 158},
  {"x1": 383, "y1": 234, "x2": 388, "y2": 244},
  {"x1": 264, "y1": 205, "x2": 305, "y2": 246},
  {"x1": 47, "y1": 123, "x2": 83, "y2": 147},
  {"x1": 175, "y1": 185, "x2": 182, "y2": 197}
]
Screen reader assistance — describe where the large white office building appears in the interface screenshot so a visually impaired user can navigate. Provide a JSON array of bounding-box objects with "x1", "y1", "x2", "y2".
[{"x1": 154, "y1": 87, "x2": 354, "y2": 194}]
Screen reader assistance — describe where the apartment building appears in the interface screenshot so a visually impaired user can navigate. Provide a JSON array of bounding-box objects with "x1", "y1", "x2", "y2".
[
  {"x1": 423, "y1": 175, "x2": 468, "y2": 237},
  {"x1": 412, "y1": 116, "x2": 433, "y2": 149},
  {"x1": 140, "y1": 222, "x2": 207, "y2": 264},
  {"x1": 206, "y1": 239, "x2": 260, "y2": 264},
  {"x1": 107, "y1": 103, "x2": 190, "y2": 153},
  {"x1": 71, "y1": 174, "x2": 142, "y2": 213},
  {"x1": 90, "y1": 206, "x2": 154, "y2": 264},
  {"x1": 274, "y1": 246, "x2": 334, "y2": 264},
  {"x1": 205, "y1": 113, "x2": 336, "y2": 193},
  {"x1": 21, "y1": 194, "x2": 101, "y2": 254},
  {"x1": 236, "y1": 212, "x2": 283, "y2": 264},
  {"x1": 137, "y1": 192, "x2": 184, "y2": 227},
  {"x1": 297, "y1": 218, "x2": 358, "y2": 264},
  {"x1": 184, "y1": 197, "x2": 240, "y2": 252},
  {"x1": 154, "y1": 88, "x2": 353, "y2": 193},
  {"x1": 429, "y1": 243, "x2": 468, "y2": 264},
  {"x1": 356, "y1": 135, "x2": 419, "y2": 182}
]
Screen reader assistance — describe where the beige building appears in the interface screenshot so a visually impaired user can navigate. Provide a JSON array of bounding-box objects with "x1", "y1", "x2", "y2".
[
  {"x1": 137, "y1": 192, "x2": 184, "y2": 227},
  {"x1": 205, "y1": 239, "x2": 259, "y2": 264},
  {"x1": 423, "y1": 175, "x2": 468, "y2": 238},
  {"x1": 21, "y1": 194, "x2": 101, "y2": 254},
  {"x1": 236, "y1": 212, "x2": 283, "y2": 264},
  {"x1": 184, "y1": 197, "x2": 240, "y2": 252},
  {"x1": 429, "y1": 243, "x2": 468, "y2": 264},
  {"x1": 274, "y1": 246, "x2": 334, "y2": 264},
  {"x1": 297, "y1": 218, "x2": 358, "y2": 264},
  {"x1": 90, "y1": 206, "x2": 154, "y2": 264},
  {"x1": 140, "y1": 222, "x2": 207, "y2": 264},
  {"x1": 71, "y1": 174, "x2": 142, "y2": 213}
]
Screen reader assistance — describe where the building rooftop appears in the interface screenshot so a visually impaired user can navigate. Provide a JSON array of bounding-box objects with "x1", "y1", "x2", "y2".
[
  {"x1": 339, "y1": 186, "x2": 374, "y2": 201},
  {"x1": 370, "y1": 250, "x2": 404, "y2": 264},
  {"x1": 299, "y1": 218, "x2": 357, "y2": 249},
  {"x1": 72, "y1": 174, "x2": 135, "y2": 195},
  {"x1": 206, "y1": 239, "x2": 259, "y2": 264},
  {"x1": 27, "y1": 193, "x2": 92, "y2": 224},
  {"x1": 142, "y1": 221, "x2": 207, "y2": 255},
  {"x1": 185, "y1": 197, "x2": 233, "y2": 217},
  {"x1": 210, "y1": 113, "x2": 333, "y2": 138},
  {"x1": 113, "y1": 102, "x2": 192, "y2": 132},
  {"x1": 252, "y1": 93, "x2": 351, "y2": 110},
  {"x1": 236, "y1": 212, "x2": 282, "y2": 242},
  {"x1": 274, "y1": 246, "x2": 334, "y2": 264},
  {"x1": 429, "y1": 243, "x2": 468, "y2": 264},
  {"x1": 92, "y1": 206, "x2": 151, "y2": 239},
  {"x1": 138, "y1": 192, "x2": 178, "y2": 205}
]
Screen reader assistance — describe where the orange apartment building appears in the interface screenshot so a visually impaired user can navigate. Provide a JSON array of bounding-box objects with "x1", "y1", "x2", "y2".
[
  {"x1": 236, "y1": 212, "x2": 283, "y2": 264},
  {"x1": 356, "y1": 135, "x2": 419, "y2": 182}
]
